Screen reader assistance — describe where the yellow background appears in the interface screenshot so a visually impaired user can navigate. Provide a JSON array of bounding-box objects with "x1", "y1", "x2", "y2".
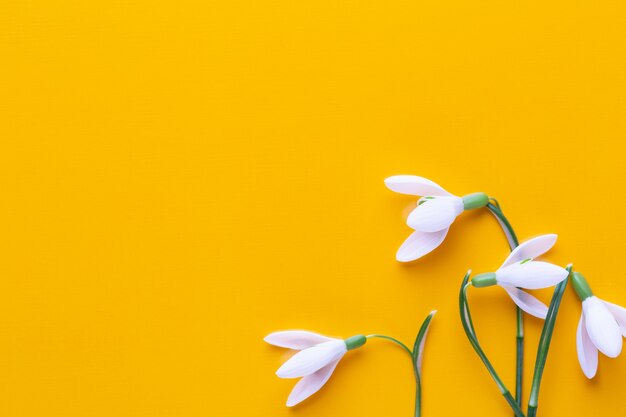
[{"x1": 1, "y1": 0, "x2": 626, "y2": 416}]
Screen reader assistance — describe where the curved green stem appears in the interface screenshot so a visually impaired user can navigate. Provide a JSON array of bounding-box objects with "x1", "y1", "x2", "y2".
[
  {"x1": 366, "y1": 334, "x2": 413, "y2": 358},
  {"x1": 411, "y1": 311, "x2": 436, "y2": 417},
  {"x1": 488, "y1": 196, "x2": 502, "y2": 210},
  {"x1": 527, "y1": 265, "x2": 573, "y2": 416},
  {"x1": 460, "y1": 280, "x2": 505, "y2": 393},
  {"x1": 459, "y1": 272, "x2": 527, "y2": 417},
  {"x1": 367, "y1": 334, "x2": 418, "y2": 416},
  {"x1": 486, "y1": 202, "x2": 519, "y2": 247},
  {"x1": 367, "y1": 311, "x2": 435, "y2": 417},
  {"x1": 486, "y1": 201, "x2": 524, "y2": 409}
]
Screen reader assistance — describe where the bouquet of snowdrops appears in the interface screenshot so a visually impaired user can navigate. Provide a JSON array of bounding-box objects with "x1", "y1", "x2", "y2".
[{"x1": 265, "y1": 175, "x2": 626, "y2": 417}]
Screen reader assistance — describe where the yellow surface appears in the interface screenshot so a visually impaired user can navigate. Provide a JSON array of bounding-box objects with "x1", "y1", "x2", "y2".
[{"x1": 1, "y1": 0, "x2": 626, "y2": 416}]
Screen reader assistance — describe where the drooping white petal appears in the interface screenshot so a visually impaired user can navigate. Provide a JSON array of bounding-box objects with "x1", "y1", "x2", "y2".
[
  {"x1": 496, "y1": 261, "x2": 569, "y2": 290},
  {"x1": 500, "y1": 285, "x2": 549, "y2": 319},
  {"x1": 276, "y1": 340, "x2": 347, "y2": 378},
  {"x1": 416, "y1": 310, "x2": 437, "y2": 375},
  {"x1": 264, "y1": 331, "x2": 335, "y2": 350},
  {"x1": 602, "y1": 300, "x2": 626, "y2": 338},
  {"x1": 577, "y1": 311, "x2": 598, "y2": 379},
  {"x1": 384, "y1": 175, "x2": 453, "y2": 197},
  {"x1": 286, "y1": 359, "x2": 340, "y2": 407},
  {"x1": 500, "y1": 234, "x2": 558, "y2": 269},
  {"x1": 583, "y1": 296, "x2": 623, "y2": 358},
  {"x1": 396, "y1": 229, "x2": 449, "y2": 262},
  {"x1": 407, "y1": 197, "x2": 463, "y2": 232}
]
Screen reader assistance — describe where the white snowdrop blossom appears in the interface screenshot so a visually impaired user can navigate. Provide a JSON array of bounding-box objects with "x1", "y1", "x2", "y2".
[
  {"x1": 384, "y1": 175, "x2": 489, "y2": 262},
  {"x1": 471, "y1": 234, "x2": 569, "y2": 319},
  {"x1": 572, "y1": 272, "x2": 626, "y2": 378},
  {"x1": 265, "y1": 331, "x2": 366, "y2": 406}
]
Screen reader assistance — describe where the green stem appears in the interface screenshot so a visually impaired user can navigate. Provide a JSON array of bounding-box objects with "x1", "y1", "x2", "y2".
[
  {"x1": 487, "y1": 201, "x2": 524, "y2": 409},
  {"x1": 366, "y1": 334, "x2": 413, "y2": 358},
  {"x1": 411, "y1": 311, "x2": 436, "y2": 417},
  {"x1": 459, "y1": 273, "x2": 527, "y2": 417},
  {"x1": 414, "y1": 376, "x2": 421, "y2": 417},
  {"x1": 527, "y1": 265, "x2": 572, "y2": 415},
  {"x1": 505, "y1": 392, "x2": 525, "y2": 417},
  {"x1": 486, "y1": 202, "x2": 519, "y2": 247},
  {"x1": 516, "y1": 309, "x2": 524, "y2": 405},
  {"x1": 366, "y1": 334, "x2": 418, "y2": 416},
  {"x1": 368, "y1": 311, "x2": 435, "y2": 417},
  {"x1": 488, "y1": 196, "x2": 502, "y2": 210}
]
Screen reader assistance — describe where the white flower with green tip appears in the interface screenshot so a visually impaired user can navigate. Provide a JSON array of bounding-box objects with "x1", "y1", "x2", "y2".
[
  {"x1": 384, "y1": 175, "x2": 489, "y2": 262},
  {"x1": 264, "y1": 331, "x2": 366, "y2": 406},
  {"x1": 572, "y1": 272, "x2": 626, "y2": 379},
  {"x1": 471, "y1": 234, "x2": 569, "y2": 319}
]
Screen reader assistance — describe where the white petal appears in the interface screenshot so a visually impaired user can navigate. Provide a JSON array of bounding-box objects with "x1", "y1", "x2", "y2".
[
  {"x1": 577, "y1": 310, "x2": 598, "y2": 378},
  {"x1": 407, "y1": 197, "x2": 462, "y2": 232},
  {"x1": 276, "y1": 340, "x2": 347, "y2": 378},
  {"x1": 500, "y1": 234, "x2": 558, "y2": 269},
  {"x1": 583, "y1": 296, "x2": 623, "y2": 358},
  {"x1": 416, "y1": 310, "x2": 437, "y2": 375},
  {"x1": 396, "y1": 229, "x2": 449, "y2": 262},
  {"x1": 500, "y1": 285, "x2": 549, "y2": 319},
  {"x1": 265, "y1": 331, "x2": 335, "y2": 350},
  {"x1": 384, "y1": 175, "x2": 453, "y2": 197},
  {"x1": 496, "y1": 261, "x2": 569, "y2": 290},
  {"x1": 286, "y1": 359, "x2": 340, "y2": 407},
  {"x1": 602, "y1": 300, "x2": 626, "y2": 338}
]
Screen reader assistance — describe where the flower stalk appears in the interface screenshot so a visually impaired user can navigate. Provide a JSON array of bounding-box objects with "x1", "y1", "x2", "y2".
[
  {"x1": 367, "y1": 310, "x2": 436, "y2": 417},
  {"x1": 459, "y1": 271, "x2": 527, "y2": 417},
  {"x1": 486, "y1": 201, "x2": 524, "y2": 409},
  {"x1": 527, "y1": 264, "x2": 573, "y2": 416}
]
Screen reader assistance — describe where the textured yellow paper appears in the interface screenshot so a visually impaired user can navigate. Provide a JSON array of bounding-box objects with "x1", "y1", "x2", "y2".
[{"x1": 1, "y1": 0, "x2": 625, "y2": 416}]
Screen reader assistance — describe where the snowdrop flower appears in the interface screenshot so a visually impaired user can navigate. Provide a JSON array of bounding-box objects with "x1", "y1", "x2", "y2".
[
  {"x1": 384, "y1": 175, "x2": 489, "y2": 262},
  {"x1": 572, "y1": 272, "x2": 626, "y2": 378},
  {"x1": 470, "y1": 234, "x2": 569, "y2": 319},
  {"x1": 264, "y1": 330, "x2": 366, "y2": 406}
]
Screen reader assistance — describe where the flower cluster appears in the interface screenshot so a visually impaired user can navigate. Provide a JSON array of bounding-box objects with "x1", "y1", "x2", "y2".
[{"x1": 265, "y1": 175, "x2": 625, "y2": 416}]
